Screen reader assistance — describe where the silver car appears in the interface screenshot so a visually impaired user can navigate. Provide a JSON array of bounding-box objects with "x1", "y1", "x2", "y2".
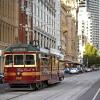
[{"x1": 69, "y1": 68, "x2": 79, "y2": 74}]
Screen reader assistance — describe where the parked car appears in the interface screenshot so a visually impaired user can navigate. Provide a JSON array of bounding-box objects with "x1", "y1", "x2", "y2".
[
  {"x1": 0, "y1": 73, "x2": 4, "y2": 84},
  {"x1": 78, "y1": 67, "x2": 84, "y2": 73},
  {"x1": 84, "y1": 68, "x2": 92, "y2": 72},
  {"x1": 64, "y1": 68, "x2": 70, "y2": 73},
  {"x1": 69, "y1": 68, "x2": 79, "y2": 74}
]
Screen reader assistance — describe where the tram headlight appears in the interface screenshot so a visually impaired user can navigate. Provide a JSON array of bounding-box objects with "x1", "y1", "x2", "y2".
[{"x1": 16, "y1": 72, "x2": 21, "y2": 76}]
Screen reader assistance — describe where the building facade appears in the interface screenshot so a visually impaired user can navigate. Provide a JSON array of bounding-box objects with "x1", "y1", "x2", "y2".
[
  {"x1": 77, "y1": 0, "x2": 99, "y2": 63},
  {"x1": 32, "y1": 0, "x2": 61, "y2": 51},
  {"x1": 87, "y1": 0, "x2": 99, "y2": 49},
  {"x1": 78, "y1": 1, "x2": 91, "y2": 63},
  {"x1": 19, "y1": 0, "x2": 33, "y2": 44},
  {"x1": 61, "y1": 0, "x2": 77, "y2": 62},
  {"x1": 0, "y1": 0, "x2": 19, "y2": 72},
  {"x1": 0, "y1": 0, "x2": 19, "y2": 48},
  {"x1": 0, "y1": 0, "x2": 62, "y2": 72}
]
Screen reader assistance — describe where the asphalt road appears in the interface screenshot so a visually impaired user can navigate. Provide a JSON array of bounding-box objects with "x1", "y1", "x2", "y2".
[
  {"x1": 78, "y1": 79, "x2": 100, "y2": 100},
  {"x1": 0, "y1": 71, "x2": 100, "y2": 100}
]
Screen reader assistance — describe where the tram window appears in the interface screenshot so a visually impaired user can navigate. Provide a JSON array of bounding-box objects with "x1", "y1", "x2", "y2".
[
  {"x1": 25, "y1": 55, "x2": 35, "y2": 65},
  {"x1": 59, "y1": 61, "x2": 65, "y2": 69},
  {"x1": 41, "y1": 58, "x2": 49, "y2": 65},
  {"x1": 5, "y1": 55, "x2": 13, "y2": 65},
  {"x1": 14, "y1": 55, "x2": 23, "y2": 65}
]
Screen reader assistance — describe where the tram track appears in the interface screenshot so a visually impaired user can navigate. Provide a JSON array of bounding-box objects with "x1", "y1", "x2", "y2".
[
  {"x1": 0, "y1": 72, "x2": 99, "y2": 100},
  {"x1": 0, "y1": 73, "x2": 77, "y2": 94},
  {"x1": 5, "y1": 81, "x2": 83, "y2": 100},
  {"x1": 6, "y1": 91, "x2": 32, "y2": 100},
  {"x1": 0, "y1": 82, "x2": 65, "y2": 100},
  {"x1": 0, "y1": 74, "x2": 80, "y2": 100},
  {"x1": 2, "y1": 83, "x2": 65, "y2": 100}
]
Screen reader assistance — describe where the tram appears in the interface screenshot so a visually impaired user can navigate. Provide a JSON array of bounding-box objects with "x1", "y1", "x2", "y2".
[{"x1": 4, "y1": 44, "x2": 64, "y2": 90}]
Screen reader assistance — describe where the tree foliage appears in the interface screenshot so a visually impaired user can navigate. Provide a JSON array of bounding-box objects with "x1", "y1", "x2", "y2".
[
  {"x1": 83, "y1": 43, "x2": 99, "y2": 66},
  {"x1": 84, "y1": 43, "x2": 98, "y2": 57}
]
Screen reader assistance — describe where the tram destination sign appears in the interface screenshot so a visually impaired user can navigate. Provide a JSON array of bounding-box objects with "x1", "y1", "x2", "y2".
[{"x1": 12, "y1": 47, "x2": 26, "y2": 52}]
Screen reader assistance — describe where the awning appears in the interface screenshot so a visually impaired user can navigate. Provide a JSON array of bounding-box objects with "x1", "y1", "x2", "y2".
[{"x1": 65, "y1": 59, "x2": 82, "y2": 65}]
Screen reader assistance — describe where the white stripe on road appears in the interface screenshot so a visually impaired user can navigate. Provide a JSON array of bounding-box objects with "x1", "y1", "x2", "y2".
[{"x1": 92, "y1": 88, "x2": 100, "y2": 100}]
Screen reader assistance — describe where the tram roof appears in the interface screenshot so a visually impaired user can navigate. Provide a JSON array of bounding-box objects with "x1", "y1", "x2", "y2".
[{"x1": 5, "y1": 44, "x2": 40, "y2": 52}]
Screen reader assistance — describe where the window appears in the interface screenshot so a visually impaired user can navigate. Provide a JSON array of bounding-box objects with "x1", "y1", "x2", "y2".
[
  {"x1": 14, "y1": 55, "x2": 23, "y2": 65},
  {"x1": 41, "y1": 54, "x2": 49, "y2": 67},
  {"x1": 25, "y1": 55, "x2": 35, "y2": 65},
  {"x1": 5, "y1": 55, "x2": 13, "y2": 65}
]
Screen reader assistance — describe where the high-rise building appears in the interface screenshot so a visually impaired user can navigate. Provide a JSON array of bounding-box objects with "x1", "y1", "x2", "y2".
[
  {"x1": 77, "y1": 0, "x2": 99, "y2": 63},
  {"x1": 87, "y1": 0, "x2": 99, "y2": 48}
]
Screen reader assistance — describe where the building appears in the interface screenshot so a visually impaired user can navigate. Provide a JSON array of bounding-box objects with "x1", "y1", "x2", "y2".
[
  {"x1": 0, "y1": 0, "x2": 33, "y2": 48},
  {"x1": 19, "y1": 0, "x2": 33, "y2": 44},
  {"x1": 61, "y1": 0, "x2": 78, "y2": 62},
  {"x1": 0, "y1": 0, "x2": 19, "y2": 72},
  {"x1": 32, "y1": 0, "x2": 62, "y2": 55},
  {"x1": 87, "y1": 0, "x2": 99, "y2": 49},
  {"x1": 77, "y1": 0, "x2": 99, "y2": 63},
  {"x1": 0, "y1": 0, "x2": 19, "y2": 48},
  {"x1": 0, "y1": 0, "x2": 33, "y2": 72},
  {"x1": 0, "y1": 0, "x2": 63, "y2": 72},
  {"x1": 78, "y1": 1, "x2": 91, "y2": 63}
]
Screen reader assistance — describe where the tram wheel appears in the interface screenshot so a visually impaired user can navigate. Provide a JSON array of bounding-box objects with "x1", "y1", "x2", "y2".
[
  {"x1": 36, "y1": 82, "x2": 42, "y2": 90},
  {"x1": 43, "y1": 81, "x2": 48, "y2": 88},
  {"x1": 31, "y1": 83, "x2": 36, "y2": 90},
  {"x1": 59, "y1": 77, "x2": 63, "y2": 81}
]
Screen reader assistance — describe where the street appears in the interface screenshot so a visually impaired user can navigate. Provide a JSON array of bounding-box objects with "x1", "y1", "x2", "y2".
[{"x1": 0, "y1": 71, "x2": 100, "y2": 100}]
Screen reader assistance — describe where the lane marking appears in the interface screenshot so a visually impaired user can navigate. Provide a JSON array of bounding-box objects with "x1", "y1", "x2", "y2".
[{"x1": 92, "y1": 88, "x2": 100, "y2": 100}]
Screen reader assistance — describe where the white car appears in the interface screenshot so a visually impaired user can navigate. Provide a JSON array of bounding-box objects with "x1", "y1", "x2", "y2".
[{"x1": 69, "y1": 68, "x2": 79, "y2": 74}]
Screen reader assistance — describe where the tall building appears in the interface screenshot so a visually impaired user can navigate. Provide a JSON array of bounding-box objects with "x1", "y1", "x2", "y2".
[
  {"x1": 87, "y1": 0, "x2": 99, "y2": 48},
  {"x1": 77, "y1": 0, "x2": 99, "y2": 63},
  {"x1": 32, "y1": 0, "x2": 62, "y2": 54},
  {"x1": 61, "y1": 0, "x2": 78, "y2": 62}
]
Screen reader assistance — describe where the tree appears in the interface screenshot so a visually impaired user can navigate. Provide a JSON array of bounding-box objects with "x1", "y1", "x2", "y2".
[
  {"x1": 84, "y1": 43, "x2": 98, "y2": 57},
  {"x1": 83, "y1": 43, "x2": 99, "y2": 66}
]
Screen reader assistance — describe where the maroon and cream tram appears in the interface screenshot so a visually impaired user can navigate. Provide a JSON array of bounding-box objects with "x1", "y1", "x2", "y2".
[{"x1": 4, "y1": 44, "x2": 64, "y2": 90}]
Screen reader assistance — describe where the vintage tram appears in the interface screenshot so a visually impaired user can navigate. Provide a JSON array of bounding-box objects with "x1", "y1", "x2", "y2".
[{"x1": 4, "y1": 44, "x2": 64, "y2": 90}]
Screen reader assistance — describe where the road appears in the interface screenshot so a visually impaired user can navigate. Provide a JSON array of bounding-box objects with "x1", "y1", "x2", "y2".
[{"x1": 0, "y1": 71, "x2": 100, "y2": 100}]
